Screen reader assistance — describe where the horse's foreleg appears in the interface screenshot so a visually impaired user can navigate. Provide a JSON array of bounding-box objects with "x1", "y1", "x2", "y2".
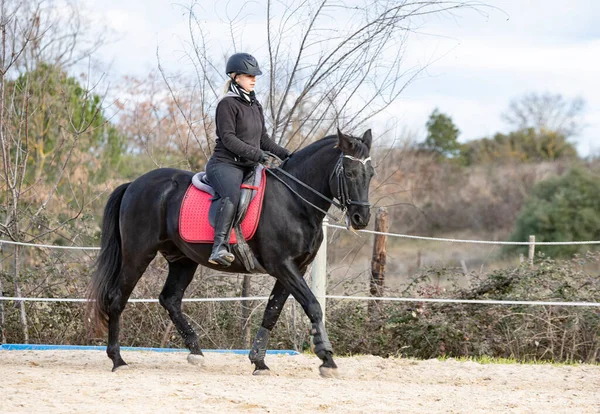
[
  {"x1": 249, "y1": 280, "x2": 289, "y2": 374},
  {"x1": 159, "y1": 258, "x2": 204, "y2": 366},
  {"x1": 274, "y1": 260, "x2": 338, "y2": 377}
]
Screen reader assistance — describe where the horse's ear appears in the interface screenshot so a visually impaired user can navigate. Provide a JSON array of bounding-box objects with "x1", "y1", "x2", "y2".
[
  {"x1": 337, "y1": 128, "x2": 356, "y2": 153},
  {"x1": 362, "y1": 129, "x2": 372, "y2": 151}
]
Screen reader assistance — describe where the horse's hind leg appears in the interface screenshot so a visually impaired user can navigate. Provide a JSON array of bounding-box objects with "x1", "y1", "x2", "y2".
[
  {"x1": 158, "y1": 258, "x2": 203, "y2": 366},
  {"x1": 249, "y1": 280, "x2": 289, "y2": 374},
  {"x1": 107, "y1": 252, "x2": 155, "y2": 372}
]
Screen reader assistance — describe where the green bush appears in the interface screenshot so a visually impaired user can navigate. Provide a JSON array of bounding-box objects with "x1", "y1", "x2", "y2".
[
  {"x1": 327, "y1": 253, "x2": 600, "y2": 362},
  {"x1": 505, "y1": 166, "x2": 600, "y2": 258},
  {"x1": 460, "y1": 128, "x2": 578, "y2": 165}
]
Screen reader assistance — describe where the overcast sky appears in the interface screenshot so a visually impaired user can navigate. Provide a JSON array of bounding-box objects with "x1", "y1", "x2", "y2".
[{"x1": 83, "y1": 0, "x2": 600, "y2": 156}]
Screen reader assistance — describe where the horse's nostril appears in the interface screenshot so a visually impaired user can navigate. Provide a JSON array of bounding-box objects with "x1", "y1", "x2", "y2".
[{"x1": 353, "y1": 213, "x2": 362, "y2": 223}]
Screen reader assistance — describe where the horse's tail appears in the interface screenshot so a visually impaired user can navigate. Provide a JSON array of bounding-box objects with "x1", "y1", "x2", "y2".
[{"x1": 86, "y1": 182, "x2": 131, "y2": 334}]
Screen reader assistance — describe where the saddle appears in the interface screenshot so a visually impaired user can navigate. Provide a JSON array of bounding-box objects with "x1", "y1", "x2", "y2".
[
  {"x1": 179, "y1": 165, "x2": 267, "y2": 273},
  {"x1": 191, "y1": 165, "x2": 263, "y2": 229}
]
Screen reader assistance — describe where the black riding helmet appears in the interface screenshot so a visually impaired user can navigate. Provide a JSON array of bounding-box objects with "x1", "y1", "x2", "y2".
[{"x1": 226, "y1": 53, "x2": 262, "y2": 76}]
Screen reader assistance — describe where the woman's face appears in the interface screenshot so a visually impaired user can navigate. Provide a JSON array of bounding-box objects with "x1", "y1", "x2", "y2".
[{"x1": 234, "y1": 73, "x2": 256, "y2": 92}]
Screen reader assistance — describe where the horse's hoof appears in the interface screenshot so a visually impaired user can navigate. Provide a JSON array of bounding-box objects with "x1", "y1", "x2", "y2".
[
  {"x1": 319, "y1": 366, "x2": 339, "y2": 378},
  {"x1": 252, "y1": 368, "x2": 271, "y2": 376},
  {"x1": 187, "y1": 353, "x2": 205, "y2": 366},
  {"x1": 112, "y1": 364, "x2": 129, "y2": 372}
]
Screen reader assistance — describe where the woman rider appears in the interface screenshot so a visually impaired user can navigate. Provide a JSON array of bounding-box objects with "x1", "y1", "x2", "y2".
[{"x1": 207, "y1": 53, "x2": 290, "y2": 266}]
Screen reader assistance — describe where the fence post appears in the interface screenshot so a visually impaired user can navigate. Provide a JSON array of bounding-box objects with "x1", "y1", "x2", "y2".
[
  {"x1": 0, "y1": 243, "x2": 4, "y2": 344},
  {"x1": 529, "y1": 235, "x2": 536, "y2": 268},
  {"x1": 311, "y1": 217, "x2": 328, "y2": 324},
  {"x1": 369, "y1": 208, "x2": 388, "y2": 319},
  {"x1": 241, "y1": 275, "x2": 252, "y2": 347}
]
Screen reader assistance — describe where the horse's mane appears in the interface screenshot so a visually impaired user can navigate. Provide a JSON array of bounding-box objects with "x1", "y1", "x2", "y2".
[
  {"x1": 291, "y1": 135, "x2": 338, "y2": 160},
  {"x1": 285, "y1": 133, "x2": 369, "y2": 171},
  {"x1": 281, "y1": 135, "x2": 338, "y2": 178}
]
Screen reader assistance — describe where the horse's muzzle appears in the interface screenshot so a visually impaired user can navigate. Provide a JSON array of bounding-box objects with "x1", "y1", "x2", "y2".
[{"x1": 349, "y1": 207, "x2": 370, "y2": 230}]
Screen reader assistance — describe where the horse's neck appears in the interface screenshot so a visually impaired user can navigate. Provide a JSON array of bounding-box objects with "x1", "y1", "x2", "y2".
[{"x1": 282, "y1": 148, "x2": 340, "y2": 220}]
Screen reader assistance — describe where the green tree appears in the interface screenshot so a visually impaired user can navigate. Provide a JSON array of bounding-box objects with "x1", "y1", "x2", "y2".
[
  {"x1": 9, "y1": 64, "x2": 124, "y2": 185},
  {"x1": 504, "y1": 167, "x2": 600, "y2": 258},
  {"x1": 421, "y1": 108, "x2": 461, "y2": 158}
]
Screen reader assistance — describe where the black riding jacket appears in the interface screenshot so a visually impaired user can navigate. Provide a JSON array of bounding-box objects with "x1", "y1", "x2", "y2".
[{"x1": 213, "y1": 94, "x2": 289, "y2": 167}]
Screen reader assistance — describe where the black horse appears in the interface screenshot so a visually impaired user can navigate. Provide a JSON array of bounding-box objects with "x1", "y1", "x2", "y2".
[{"x1": 87, "y1": 129, "x2": 375, "y2": 376}]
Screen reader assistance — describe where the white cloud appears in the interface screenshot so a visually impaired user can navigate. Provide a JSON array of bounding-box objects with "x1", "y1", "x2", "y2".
[
  {"x1": 103, "y1": 9, "x2": 149, "y2": 33},
  {"x1": 81, "y1": 0, "x2": 600, "y2": 155},
  {"x1": 433, "y1": 38, "x2": 600, "y2": 76}
]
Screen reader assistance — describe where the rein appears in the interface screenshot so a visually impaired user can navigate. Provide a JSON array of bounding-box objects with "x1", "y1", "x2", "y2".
[{"x1": 264, "y1": 153, "x2": 372, "y2": 223}]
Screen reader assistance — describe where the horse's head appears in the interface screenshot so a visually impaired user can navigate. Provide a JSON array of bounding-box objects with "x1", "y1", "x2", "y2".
[{"x1": 332, "y1": 129, "x2": 375, "y2": 230}]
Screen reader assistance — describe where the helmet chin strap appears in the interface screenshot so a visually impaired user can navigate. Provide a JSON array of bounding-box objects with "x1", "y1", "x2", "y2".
[
  {"x1": 231, "y1": 74, "x2": 251, "y2": 92},
  {"x1": 229, "y1": 76, "x2": 255, "y2": 102}
]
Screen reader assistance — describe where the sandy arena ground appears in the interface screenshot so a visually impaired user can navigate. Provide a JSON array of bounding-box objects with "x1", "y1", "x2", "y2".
[{"x1": 1, "y1": 350, "x2": 599, "y2": 413}]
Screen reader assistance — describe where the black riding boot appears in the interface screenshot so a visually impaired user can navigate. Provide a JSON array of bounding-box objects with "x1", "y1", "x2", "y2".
[{"x1": 209, "y1": 197, "x2": 236, "y2": 266}]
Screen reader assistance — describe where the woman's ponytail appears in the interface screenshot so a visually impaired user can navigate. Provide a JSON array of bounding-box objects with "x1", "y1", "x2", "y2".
[
  {"x1": 223, "y1": 79, "x2": 232, "y2": 94},
  {"x1": 223, "y1": 73, "x2": 236, "y2": 94}
]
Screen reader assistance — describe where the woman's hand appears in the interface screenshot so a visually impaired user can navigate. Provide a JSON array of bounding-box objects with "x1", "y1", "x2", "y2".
[{"x1": 259, "y1": 151, "x2": 270, "y2": 163}]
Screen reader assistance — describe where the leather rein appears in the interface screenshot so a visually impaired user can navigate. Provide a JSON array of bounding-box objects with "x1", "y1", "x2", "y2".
[{"x1": 264, "y1": 153, "x2": 372, "y2": 223}]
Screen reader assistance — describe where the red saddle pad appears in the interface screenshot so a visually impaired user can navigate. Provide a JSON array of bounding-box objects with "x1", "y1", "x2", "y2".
[{"x1": 179, "y1": 169, "x2": 267, "y2": 244}]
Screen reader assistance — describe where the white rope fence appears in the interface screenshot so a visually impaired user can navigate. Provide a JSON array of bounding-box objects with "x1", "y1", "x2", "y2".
[
  {"x1": 0, "y1": 296, "x2": 268, "y2": 303},
  {"x1": 325, "y1": 224, "x2": 600, "y2": 245},
  {"x1": 325, "y1": 296, "x2": 600, "y2": 307},
  {"x1": 1, "y1": 295, "x2": 599, "y2": 307},
  {"x1": 2, "y1": 225, "x2": 600, "y2": 250},
  {"x1": 0, "y1": 239, "x2": 100, "y2": 250},
  {"x1": 1, "y1": 223, "x2": 599, "y2": 308}
]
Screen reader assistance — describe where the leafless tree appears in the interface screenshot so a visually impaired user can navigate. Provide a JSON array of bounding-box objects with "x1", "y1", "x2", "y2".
[
  {"x1": 502, "y1": 92, "x2": 586, "y2": 138},
  {"x1": 158, "y1": 0, "x2": 484, "y2": 164},
  {"x1": 0, "y1": 0, "x2": 109, "y2": 342},
  {"x1": 8, "y1": 0, "x2": 108, "y2": 74}
]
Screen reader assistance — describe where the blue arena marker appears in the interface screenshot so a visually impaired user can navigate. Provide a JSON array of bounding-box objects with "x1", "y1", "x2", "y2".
[{"x1": 0, "y1": 343, "x2": 299, "y2": 355}]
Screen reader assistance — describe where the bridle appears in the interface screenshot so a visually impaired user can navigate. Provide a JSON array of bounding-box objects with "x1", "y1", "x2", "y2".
[
  {"x1": 264, "y1": 153, "x2": 373, "y2": 223},
  {"x1": 334, "y1": 154, "x2": 373, "y2": 209}
]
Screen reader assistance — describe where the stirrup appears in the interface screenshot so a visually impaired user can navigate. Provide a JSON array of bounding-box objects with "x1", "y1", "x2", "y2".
[{"x1": 208, "y1": 249, "x2": 235, "y2": 266}]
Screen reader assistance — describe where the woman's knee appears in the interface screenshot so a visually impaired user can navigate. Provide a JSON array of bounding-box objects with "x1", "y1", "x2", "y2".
[{"x1": 224, "y1": 191, "x2": 242, "y2": 208}]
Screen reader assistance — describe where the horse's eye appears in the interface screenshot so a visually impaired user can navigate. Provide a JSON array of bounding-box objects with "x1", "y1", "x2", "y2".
[{"x1": 345, "y1": 169, "x2": 357, "y2": 178}]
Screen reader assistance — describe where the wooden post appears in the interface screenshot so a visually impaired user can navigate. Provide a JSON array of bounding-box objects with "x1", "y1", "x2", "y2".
[
  {"x1": 13, "y1": 244, "x2": 28, "y2": 343},
  {"x1": 369, "y1": 208, "x2": 388, "y2": 318},
  {"x1": 0, "y1": 243, "x2": 5, "y2": 344},
  {"x1": 311, "y1": 217, "x2": 328, "y2": 324},
  {"x1": 241, "y1": 275, "x2": 252, "y2": 347},
  {"x1": 460, "y1": 259, "x2": 470, "y2": 287},
  {"x1": 460, "y1": 259, "x2": 468, "y2": 276},
  {"x1": 528, "y1": 235, "x2": 535, "y2": 269}
]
